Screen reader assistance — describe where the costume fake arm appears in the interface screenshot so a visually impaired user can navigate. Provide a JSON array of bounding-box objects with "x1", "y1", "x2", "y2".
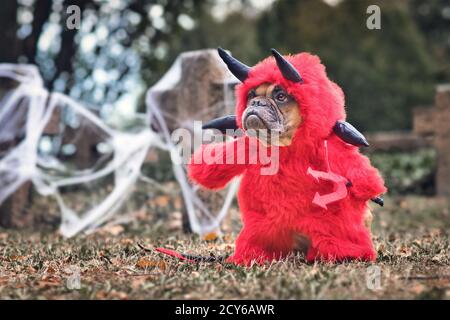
[
  {"x1": 188, "y1": 136, "x2": 251, "y2": 190},
  {"x1": 344, "y1": 152, "x2": 386, "y2": 201}
]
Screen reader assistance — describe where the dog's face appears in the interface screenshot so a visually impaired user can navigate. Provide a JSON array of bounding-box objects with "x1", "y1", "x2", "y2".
[{"x1": 242, "y1": 83, "x2": 301, "y2": 146}]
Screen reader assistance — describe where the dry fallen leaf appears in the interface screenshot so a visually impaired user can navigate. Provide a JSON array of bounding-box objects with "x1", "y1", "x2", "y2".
[
  {"x1": 0, "y1": 276, "x2": 10, "y2": 285},
  {"x1": 46, "y1": 266, "x2": 57, "y2": 274},
  {"x1": 158, "y1": 260, "x2": 167, "y2": 271},
  {"x1": 172, "y1": 211, "x2": 182, "y2": 220},
  {"x1": 37, "y1": 275, "x2": 61, "y2": 288},
  {"x1": 110, "y1": 257, "x2": 123, "y2": 266},
  {"x1": 135, "y1": 258, "x2": 152, "y2": 268},
  {"x1": 174, "y1": 198, "x2": 183, "y2": 210},
  {"x1": 109, "y1": 290, "x2": 128, "y2": 300},
  {"x1": 429, "y1": 228, "x2": 442, "y2": 238},
  {"x1": 136, "y1": 257, "x2": 166, "y2": 271},
  {"x1": 411, "y1": 284, "x2": 426, "y2": 295},
  {"x1": 222, "y1": 234, "x2": 232, "y2": 242},
  {"x1": 131, "y1": 276, "x2": 152, "y2": 290},
  {"x1": 203, "y1": 232, "x2": 218, "y2": 242},
  {"x1": 168, "y1": 219, "x2": 182, "y2": 231},
  {"x1": 216, "y1": 243, "x2": 234, "y2": 252},
  {"x1": 37, "y1": 280, "x2": 60, "y2": 288},
  {"x1": 397, "y1": 246, "x2": 412, "y2": 258},
  {"x1": 399, "y1": 200, "x2": 408, "y2": 209},
  {"x1": 9, "y1": 255, "x2": 27, "y2": 261},
  {"x1": 101, "y1": 225, "x2": 124, "y2": 236},
  {"x1": 120, "y1": 238, "x2": 133, "y2": 246},
  {"x1": 155, "y1": 195, "x2": 170, "y2": 207},
  {"x1": 132, "y1": 208, "x2": 147, "y2": 220},
  {"x1": 95, "y1": 290, "x2": 108, "y2": 299},
  {"x1": 27, "y1": 266, "x2": 36, "y2": 274}
]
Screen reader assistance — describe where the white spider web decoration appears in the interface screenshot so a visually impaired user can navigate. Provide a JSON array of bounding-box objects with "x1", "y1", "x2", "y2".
[
  {"x1": 146, "y1": 53, "x2": 240, "y2": 235},
  {"x1": 0, "y1": 62, "x2": 238, "y2": 237}
]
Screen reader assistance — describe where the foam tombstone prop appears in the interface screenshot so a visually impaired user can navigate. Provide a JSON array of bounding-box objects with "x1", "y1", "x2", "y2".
[{"x1": 187, "y1": 48, "x2": 386, "y2": 265}]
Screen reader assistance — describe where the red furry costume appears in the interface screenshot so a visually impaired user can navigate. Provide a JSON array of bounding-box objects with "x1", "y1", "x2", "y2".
[{"x1": 188, "y1": 49, "x2": 386, "y2": 265}]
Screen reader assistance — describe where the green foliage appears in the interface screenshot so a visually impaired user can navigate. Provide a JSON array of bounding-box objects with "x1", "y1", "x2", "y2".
[
  {"x1": 409, "y1": 0, "x2": 450, "y2": 82},
  {"x1": 168, "y1": 9, "x2": 262, "y2": 65},
  {"x1": 257, "y1": 0, "x2": 436, "y2": 131},
  {"x1": 369, "y1": 149, "x2": 436, "y2": 195}
]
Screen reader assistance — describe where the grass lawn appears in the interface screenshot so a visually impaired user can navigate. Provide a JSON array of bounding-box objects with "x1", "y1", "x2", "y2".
[{"x1": 0, "y1": 195, "x2": 448, "y2": 299}]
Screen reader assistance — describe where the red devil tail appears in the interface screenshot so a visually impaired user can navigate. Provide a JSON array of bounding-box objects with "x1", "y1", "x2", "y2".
[{"x1": 155, "y1": 247, "x2": 228, "y2": 263}]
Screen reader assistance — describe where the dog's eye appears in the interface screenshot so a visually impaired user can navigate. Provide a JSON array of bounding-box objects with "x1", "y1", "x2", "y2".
[
  {"x1": 247, "y1": 90, "x2": 256, "y2": 100},
  {"x1": 275, "y1": 92, "x2": 287, "y2": 102}
]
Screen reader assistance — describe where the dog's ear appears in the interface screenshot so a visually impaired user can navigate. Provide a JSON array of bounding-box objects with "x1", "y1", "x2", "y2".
[
  {"x1": 333, "y1": 121, "x2": 369, "y2": 147},
  {"x1": 202, "y1": 115, "x2": 239, "y2": 134}
]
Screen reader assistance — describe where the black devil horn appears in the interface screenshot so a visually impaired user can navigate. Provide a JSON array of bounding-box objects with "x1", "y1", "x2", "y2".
[
  {"x1": 217, "y1": 48, "x2": 250, "y2": 82},
  {"x1": 271, "y1": 48, "x2": 303, "y2": 83},
  {"x1": 202, "y1": 115, "x2": 239, "y2": 134},
  {"x1": 371, "y1": 196, "x2": 384, "y2": 207},
  {"x1": 333, "y1": 121, "x2": 369, "y2": 147}
]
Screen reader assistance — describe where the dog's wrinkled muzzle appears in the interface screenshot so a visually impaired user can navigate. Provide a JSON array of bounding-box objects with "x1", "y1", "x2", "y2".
[{"x1": 244, "y1": 112, "x2": 267, "y2": 131}]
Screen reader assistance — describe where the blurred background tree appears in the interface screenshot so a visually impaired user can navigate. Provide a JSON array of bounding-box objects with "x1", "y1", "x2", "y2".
[
  {"x1": 257, "y1": 0, "x2": 436, "y2": 131},
  {"x1": 0, "y1": 0, "x2": 205, "y2": 115},
  {"x1": 0, "y1": 0, "x2": 448, "y2": 131},
  {"x1": 410, "y1": 0, "x2": 450, "y2": 82}
]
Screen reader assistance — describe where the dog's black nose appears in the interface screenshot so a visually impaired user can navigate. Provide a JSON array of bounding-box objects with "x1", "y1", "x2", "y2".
[{"x1": 251, "y1": 99, "x2": 268, "y2": 107}]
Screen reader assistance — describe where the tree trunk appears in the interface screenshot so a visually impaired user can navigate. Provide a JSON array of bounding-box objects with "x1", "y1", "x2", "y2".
[
  {"x1": 23, "y1": 0, "x2": 53, "y2": 64},
  {"x1": 0, "y1": 0, "x2": 19, "y2": 63}
]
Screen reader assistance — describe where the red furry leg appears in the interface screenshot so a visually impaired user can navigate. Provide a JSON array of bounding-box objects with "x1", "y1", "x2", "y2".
[
  {"x1": 228, "y1": 223, "x2": 292, "y2": 266},
  {"x1": 227, "y1": 230, "x2": 271, "y2": 266},
  {"x1": 226, "y1": 248, "x2": 271, "y2": 267},
  {"x1": 306, "y1": 234, "x2": 376, "y2": 263}
]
